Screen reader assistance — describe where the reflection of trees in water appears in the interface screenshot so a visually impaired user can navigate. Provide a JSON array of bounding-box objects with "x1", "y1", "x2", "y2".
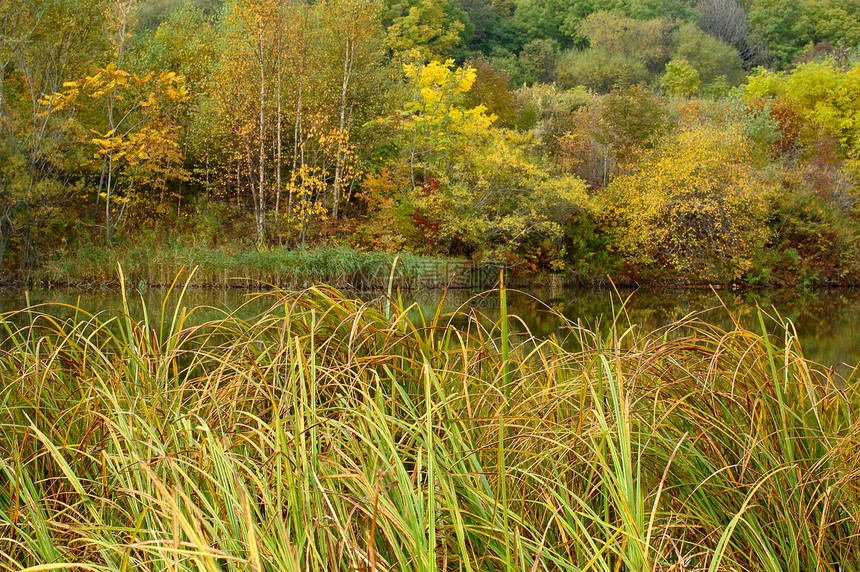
[
  {"x1": 400, "y1": 287, "x2": 860, "y2": 367},
  {"x1": 0, "y1": 289, "x2": 281, "y2": 330},
  {"x1": 3, "y1": 286, "x2": 860, "y2": 367}
]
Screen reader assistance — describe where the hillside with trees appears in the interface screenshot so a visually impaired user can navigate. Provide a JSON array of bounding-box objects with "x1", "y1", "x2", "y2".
[{"x1": 2, "y1": 0, "x2": 860, "y2": 285}]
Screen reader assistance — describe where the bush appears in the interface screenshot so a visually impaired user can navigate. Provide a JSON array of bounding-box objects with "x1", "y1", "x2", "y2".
[
  {"x1": 605, "y1": 123, "x2": 773, "y2": 280},
  {"x1": 417, "y1": 128, "x2": 591, "y2": 259}
]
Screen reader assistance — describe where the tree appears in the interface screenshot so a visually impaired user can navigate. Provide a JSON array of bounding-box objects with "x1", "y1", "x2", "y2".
[
  {"x1": 698, "y1": 0, "x2": 758, "y2": 63},
  {"x1": 599, "y1": 84, "x2": 672, "y2": 161},
  {"x1": 200, "y1": 0, "x2": 384, "y2": 245},
  {"x1": 393, "y1": 59, "x2": 495, "y2": 187},
  {"x1": 555, "y1": 12, "x2": 675, "y2": 92},
  {"x1": 513, "y1": 0, "x2": 593, "y2": 48},
  {"x1": 661, "y1": 58, "x2": 701, "y2": 95},
  {"x1": 517, "y1": 38, "x2": 556, "y2": 84},
  {"x1": 672, "y1": 23, "x2": 744, "y2": 85},
  {"x1": 44, "y1": 65, "x2": 189, "y2": 245},
  {"x1": 131, "y1": 1, "x2": 218, "y2": 208},
  {"x1": 745, "y1": 62, "x2": 860, "y2": 166},
  {"x1": 322, "y1": 0, "x2": 383, "y2": 220},
  {"x1": 542, "y1": 86, "x2": 668, "y2": 187},
  {"x1": 281, "y1": 0, "x2": 316, "y2": 232},
  {"x1": 459, "y1": 0, "x2": 501, "y2": 49},
  {"x1": 288, "y1": 113, "x2": 360, "y2": 243},
  {"x1": 556, "y1": 48, "x2": 647, "y2": 92},
  {"x1": 135, "y1": 0, "x2": 224, "y2": 30},
  {"x1": 803, "y1": 0, "x2": 860, "y2": 49},
  {"x1": 207, "y1": 0, "x2": 281, "y2": 243},
  {"x1": 0, "y1": 0, "x2": 107, "y2": 267},
  {"x1": 463, "y1": 55, "x2": 518, "y2": 126},
  {"x1": 415, "y1": 128, "x2": 590, "y2": 258},
  {"x1": 577, "y1": 11, "x2": 674, "y2": 73},
  {"x1": 605, "y1": 124, "x2": 772, "y2": 279},
  {"x1": 748, "y1": 0, "x2": 809, "y2": 67},
  {"x1": 384, "y1": 0, "x2": 467, "y2": 60}
]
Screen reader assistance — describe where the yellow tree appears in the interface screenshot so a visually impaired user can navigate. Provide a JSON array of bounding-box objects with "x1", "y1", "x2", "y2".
[
  {"x1": 137, "y1": 3, "x2": 219, "y2": 202},
  {"x1": 287, "y1": 114, "x2": 361, "y2": 244},
  {"x1": 203, "y1": 0, "x2": 383, "y2": 243},
  {"x1": 745, "y1": 62, "x2": 860, "y2": 169},
  {"x1": 385, "y1": 0, "x2": 466, "y2": 61},
  {"x1": 43, "y1": 66, "x2": 189, "y2": 245},
  {"x1": 392, "y1": 59, "x2": 587, "y2": 259},
  {"x1": 1, "y1": 0, "x2": 106, "y2": 265},
  {"x1": 423, "y1": 127, "x2": 590, "y2": 258},
  {"x1": 395, "y1": 58, "x2": 495, "y2": 187},
  {"x1": 605, "y1": 124, "x2": 773, "y2": 280},
  {"x1": 208, "y1": 0, "x2": 278, "y2": 243}
]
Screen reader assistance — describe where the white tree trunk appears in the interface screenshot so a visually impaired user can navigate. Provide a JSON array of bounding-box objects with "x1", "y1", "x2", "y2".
[{"x1": 256, "y1": 24, "x2": 266, "y2": 243}]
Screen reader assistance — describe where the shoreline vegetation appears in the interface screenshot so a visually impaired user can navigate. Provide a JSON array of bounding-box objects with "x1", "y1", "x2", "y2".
[
  {"x1": 6, "y1": 243, "x2": 860, "y2": 291},
  {"x1": 2, "y1": 281, "x2": 858, "y2": 571},
  {"x1": 7, "y1": 245, "x2": 470, "y2": 290}
]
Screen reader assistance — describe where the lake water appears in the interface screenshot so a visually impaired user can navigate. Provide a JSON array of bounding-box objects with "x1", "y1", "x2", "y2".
[{"x1": 2, "y1": 286, "x2": 860, "y2": 370}]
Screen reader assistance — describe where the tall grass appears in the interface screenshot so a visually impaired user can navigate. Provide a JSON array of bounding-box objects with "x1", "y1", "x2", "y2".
[
  {"x1": 32, "y1": 244, "x2": 461, "y2": 289},
  {"x1": 1, "y1": 276, "x2": 858, "y2": 571}
]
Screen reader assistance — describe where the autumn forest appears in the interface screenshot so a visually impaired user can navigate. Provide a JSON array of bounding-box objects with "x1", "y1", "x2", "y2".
[{"x1": 3, "y1": 0, "x2": 860, "y2": 285}]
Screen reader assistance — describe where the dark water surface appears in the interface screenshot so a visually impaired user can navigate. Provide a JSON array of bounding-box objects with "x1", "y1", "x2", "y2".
[{"x1": 2, "y1": 286, "x2": 860, "y2": 370}]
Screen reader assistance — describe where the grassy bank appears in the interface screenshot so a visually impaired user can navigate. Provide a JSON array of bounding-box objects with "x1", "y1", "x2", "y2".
[
  {"x1": 23, "y1": 244, "x2": 467, "y2": 290},
  {"x1": 1, "y1": 281, "x2": 859, "y2": 571}
]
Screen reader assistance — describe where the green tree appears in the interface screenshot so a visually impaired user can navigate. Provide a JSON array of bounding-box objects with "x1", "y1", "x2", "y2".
[
  {"x1": 417, "y1": 128, "x2": 590, "y2": 257},
  {"x1": 459, "y1": 0, "x2": 501, "y2": 49},
  {"x1": 384, "y1": 0, "x2": 467, "y2": 59},
  {"x1": 661, "y1": 58, "x2": 701, "y2": 95},
  {"x1": 803, "y1": 0, "x2": 860, "y2": 49},
  {"x1": 672, "y1": 23, "x2": 744, "y2": 85},
  {"x1": 748, "y1": 0, "x2": 809, "y2": 67},
  {"x1": 555, "y1": 12, "x2": 675, "y2": 92},
  {"x1": 513, "y1": 0, "x2": 588, "y2": 48},
  {"x1": 130, "y1": 1, "x2": 218, "y2": 204},
  {"x1": 518, "y1": 38, "x2": 556, "y2": 84}
]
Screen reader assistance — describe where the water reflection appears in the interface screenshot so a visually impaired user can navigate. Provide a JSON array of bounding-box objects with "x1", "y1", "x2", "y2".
[{"x1": 2, "y1": 286, "x2": 859, "y2": 369}]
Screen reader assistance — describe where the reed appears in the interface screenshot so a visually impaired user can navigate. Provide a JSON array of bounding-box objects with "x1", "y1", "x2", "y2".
[
  {"x1": 1, "y1": 274, "x2": 858, "y2": 571},
  {"x1": 31, "y1": 244, "x2": 461, "y2": 290}
]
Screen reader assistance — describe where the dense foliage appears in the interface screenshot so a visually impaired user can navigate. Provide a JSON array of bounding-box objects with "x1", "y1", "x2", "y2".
[
  {"x1": 2, "y1": 0, "x2": 860, "y2": 284},
  {"x1": 2, "y1": 285, "x2": 859, "y2": 570}
]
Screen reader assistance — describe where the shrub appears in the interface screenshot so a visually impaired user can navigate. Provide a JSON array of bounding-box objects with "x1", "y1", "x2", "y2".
[
  {"x1": 417, "y1": 128, "x2": 590, "y2": 258},
  {"x1": 605, "y1": 123, "x2": 773, "y2": 280}
]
